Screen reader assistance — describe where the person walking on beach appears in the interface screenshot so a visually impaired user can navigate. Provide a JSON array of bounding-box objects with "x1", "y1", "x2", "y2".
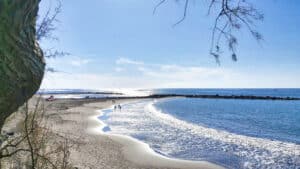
[{"x1": 118, "y1": 104, "x2": 122, "y2": 111}]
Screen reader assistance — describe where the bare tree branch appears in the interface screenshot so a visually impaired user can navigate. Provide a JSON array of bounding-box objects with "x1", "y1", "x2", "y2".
[
  {"x1": 207, "y1": 0, "x2": 217, "y2": 15},
  {"x1": 44, "y1": 49, "x2": 70, "y2": 58},
  {"x1": 209, "y1": 0, "x2": 263, "y2": 62},
  {"x1": 154, "y1": 0, "x2": 263, "y2": 63},
  {"x1": 153, "y1": 0, "x2": 166, "y2": 14},
  {"x1": 36, "y1": 0, "x2": 70, "y2": 72},
  {"x1": 173, "y1": 0, "x2": 190, "y2": 27},
  {"x1": 0, "y1": 98, "x2": 75, "y2": 168},
  {"x1": 36, "y1": 0, "x2": 62, "y2": 41}
]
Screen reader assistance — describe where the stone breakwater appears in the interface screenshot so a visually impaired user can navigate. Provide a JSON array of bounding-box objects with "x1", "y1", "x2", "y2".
[{"x1": 55, "y1": 93, "x2": 300, "y2": 101}]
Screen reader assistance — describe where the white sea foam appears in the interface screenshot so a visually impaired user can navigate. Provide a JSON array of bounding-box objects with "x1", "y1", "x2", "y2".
[
  {"x1": 100, "y1": 100, "x2": 300, "y2": 168},
  {"x1": 94, "y1": 103, "x2": 223, "y2": 169},
  {"x1": 145, "y1": 101, "x2": 300, "y2": 168},
  {"x1": 147, "y1": 101, "x2": 300, "y2": 153}
]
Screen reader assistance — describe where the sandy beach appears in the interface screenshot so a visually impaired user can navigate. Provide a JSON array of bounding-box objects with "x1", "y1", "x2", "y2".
[{"x1": 14, "y1": 97, "x2": 223, "y2": 169}]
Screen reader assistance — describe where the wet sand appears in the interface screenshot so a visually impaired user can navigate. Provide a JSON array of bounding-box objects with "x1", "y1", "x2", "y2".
[{"x1": 5, "y1": 97, "x2": 224, "y2": 169}]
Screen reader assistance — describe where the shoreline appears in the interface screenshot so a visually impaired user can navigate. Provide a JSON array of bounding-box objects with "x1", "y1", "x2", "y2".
[
  {"x1": 85, "y1": 99, "x2": 224, "y2": 169},
  {"x1": 87, "y1": 98, "x2": 300, "y2": 169},
  {"x1": 5, "y1": 96, "x2": 299, "y2": 168},
  {"x1": 4, "y1": 96, "x2": 300, "y2": 168},
  {"x1": 18, "y1": 97, "x2": 224, "y2": 169}
]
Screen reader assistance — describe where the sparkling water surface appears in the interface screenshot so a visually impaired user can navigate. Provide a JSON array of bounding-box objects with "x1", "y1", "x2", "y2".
[{"x1": 100, "y1": 89, "x2": 300, "y2": 168}]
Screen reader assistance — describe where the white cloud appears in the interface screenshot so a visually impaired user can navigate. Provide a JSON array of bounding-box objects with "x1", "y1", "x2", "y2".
[
  {"x1": 70, "y1": 57, "x2": 91, "y2": 66},
  {"x1": 115, "y1": 58, "x2": 236, "y2": 86},
  {"x1": 41, "y1": 72, "x2": 158, "y2": 89},
  {"x1": 42, "y1": 57, "x2": 241, "y2": 89},
  {"x1": 41, "y1": 57, "x2": 300, "y2": 90},
  {"x1": 116, "y1": 57, "x2": 144, "y2": 65},
  {"x1": 115, "y1": 67, "x2": 125, "y2": 72},
  {"x1": 134, "y1": 63, "x2": 237, "y2": 88}
]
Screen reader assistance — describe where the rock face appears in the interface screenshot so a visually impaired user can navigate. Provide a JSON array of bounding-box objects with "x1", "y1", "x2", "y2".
[{"x1": 0, "y1": 0, "x2": 44, "y2": 129}]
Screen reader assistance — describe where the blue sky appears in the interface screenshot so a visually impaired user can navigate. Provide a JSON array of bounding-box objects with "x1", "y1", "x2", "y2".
[{"x1": 39, "y1": 0, "x2": 300, "y2": 89}]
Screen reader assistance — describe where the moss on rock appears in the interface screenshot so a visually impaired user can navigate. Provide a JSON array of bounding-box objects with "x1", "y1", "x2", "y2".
[{"x1": 0, "y1": 0, "x2": 44, "y2": 129}]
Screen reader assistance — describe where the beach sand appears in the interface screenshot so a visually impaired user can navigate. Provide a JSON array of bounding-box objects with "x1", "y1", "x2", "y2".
[{"x1": 4, "y1": 97, "x2": 224, "y2": 169}]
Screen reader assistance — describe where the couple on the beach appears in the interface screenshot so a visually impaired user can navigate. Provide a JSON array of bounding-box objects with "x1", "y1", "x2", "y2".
[{"x1": 114, "y1": 104, "x2": 122, "y2": 111}]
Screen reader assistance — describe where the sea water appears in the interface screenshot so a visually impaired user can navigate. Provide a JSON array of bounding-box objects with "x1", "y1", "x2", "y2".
[{"x1": 99, "y1": 89, "x2": 300, "y2": 168}]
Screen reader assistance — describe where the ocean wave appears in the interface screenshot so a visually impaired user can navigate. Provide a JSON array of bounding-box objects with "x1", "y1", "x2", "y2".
[
  {"x1": 100, "y1": 99, "x2": 300, "y2": 168},
  {"x1": 146, "y1": 100, "x2": 300, "y2": 168}
]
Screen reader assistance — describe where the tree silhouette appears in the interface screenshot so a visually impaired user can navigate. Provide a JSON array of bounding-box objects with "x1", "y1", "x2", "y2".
[
  {"x1": 154, "y1": 0, "x2": 263, "y2": 63},
  {"x1": 0, "y1": 0, "x2": 44, "y2": 129}
]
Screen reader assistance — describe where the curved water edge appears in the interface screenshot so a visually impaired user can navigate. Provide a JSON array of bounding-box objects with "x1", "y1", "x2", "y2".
[
  {"x1": 147, "y1": 101, "x2": 300, "y2": 166},
  {"x1": 97, "y1": 99, "x2": 300, "y2": 168},
  {"x1": 88, "y1": 103, "x2": 223, "y2": 169},
  {"x1": 147, "y1": 101, "x2": 300, "y2": 152}
]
